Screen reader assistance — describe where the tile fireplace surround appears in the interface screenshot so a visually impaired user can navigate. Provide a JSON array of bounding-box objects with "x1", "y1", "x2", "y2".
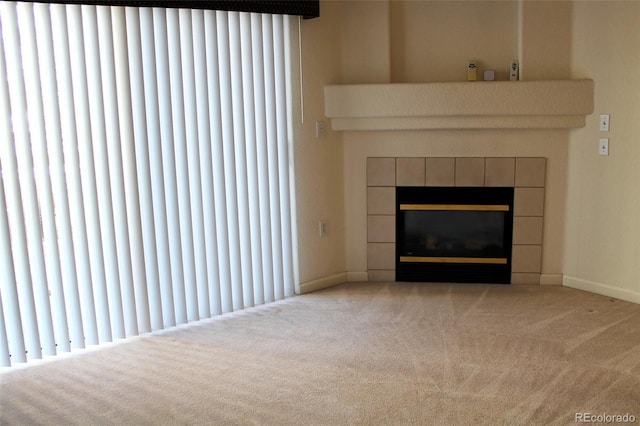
[{"x1": 367, "y1": 157, "x2": 546, "y2": 284}]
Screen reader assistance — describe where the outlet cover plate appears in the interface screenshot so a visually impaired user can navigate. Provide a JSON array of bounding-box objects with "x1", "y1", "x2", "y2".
[
  {"x1": 599, "y1": 114, "x2": 610, "y2": 132},
  {"x1": 599, "y1": 138, "x2": 609, "y2": 156}
]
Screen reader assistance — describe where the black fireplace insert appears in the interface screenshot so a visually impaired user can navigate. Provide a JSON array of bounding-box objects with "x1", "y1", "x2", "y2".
[{"x1": 396, "y1": 186, "x2": 514, "y2": 283}]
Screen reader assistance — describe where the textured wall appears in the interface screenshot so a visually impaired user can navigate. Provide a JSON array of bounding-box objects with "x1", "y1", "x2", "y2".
[
  {"x1": 390, "y1": 1, "x2": 518, "y2": 82},
  {"x1": 293, "y1": 1, "x2": 346, "y2": 289},
  {"x1": 295, "y1": 1, "x2": 640, "y2": 302},
  {"x1": 564, "y1": 1, "x2": 640, "y2": 303}
]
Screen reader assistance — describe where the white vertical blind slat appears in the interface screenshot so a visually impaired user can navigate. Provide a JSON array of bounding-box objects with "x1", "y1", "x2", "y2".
[
  {"x1": 251, "y1": 14, "x2": 274, "y2": 305},
  {"x1": 34, "y1": 4, "x2": 85, "y2": 350},
  {"x1": 0, "y1": 93, "x2": 28, "y2": 362},
  {"x1": 17, "y1": 2, "x2": 71, "y2": 353},
  {"x1": 143, "y1": 7, "x2": 175, "y2": 328},
  {"x1": 73, "y1": 2, "x2": 114, "y2": 343},
  {"x1": 0, "y1": 181, "x2": 11, "y2": 363},
  {"x1": 240, "y1": 13, "x2": 265, "y2": 306},
  {"x1": 192, "y1": 9, "x2": 217, "y2": 318},
  {"x1": 273, "y1": 15, "x2": 295, "y2": 298},
  {"x1": 217, "y1": 11, "x2": 244, "y2": 311},
  {"x1": 228, "y1": 12, "x2": 254, "y2": 309},
  {"x1": 52, "y1": 4, "x2": 100, "y2": 346},
  {"x1": 126, "y1": 7, "x2": 163, "y2": 331},
  {"x1": 1, "y1": 9, "x2": 34, "y2": 364},
  {"x1": 96, "y1": 6, "x2": 138, "y2": 337},
  {"x1": 0, "y1": 292, "x2": 12, "y2": 366},
  {"x1": 284, "y1": 16, "x2": 300, "y2": 291},
  {"x1": 153, "y1": 8, "x2": 187, "y2": 325},
  {"x1": 262, "y1": 14, "x2": 284, "y2": 303},
  {"x1": 2, "y1": 2, "x2": 56, "y2": 357},
  {"x1": 69, "y1": 4, "x2": 113, "y2": 344},
  {"x1": 112, "y1": 6, "x2": 150, "y2": 334},
  {"x1": 0, "y1": 173, "x2": 27, "y2": 364},
  {"x1": 205, "y1": 10, "x2": 232, "y2": 313},
  {"x1": 177, "y1": 9, "x2": 204, "y2": 321},
  {"x1": 83, "y1": 5, "x2": 126, "y2": 339},
  {"x1": 0, "y1": 153, "x2": 32, "y2": 363},
  {"x1": 165, "y1": 8, "x2": 193, "y2": 323}
]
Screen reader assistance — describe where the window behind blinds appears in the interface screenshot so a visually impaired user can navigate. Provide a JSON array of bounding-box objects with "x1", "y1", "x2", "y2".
[{"x1": 0, "y1": 1, "x2": 298, "y2": 367}]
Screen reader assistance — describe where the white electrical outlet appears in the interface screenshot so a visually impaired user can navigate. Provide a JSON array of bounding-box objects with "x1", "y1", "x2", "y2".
[
  {"x1": 599, "y1": 138, "x2": 609, "y2": 156},
  {"x1": 315, "y1": 121, "x2": 326, "y2": 138},
  {"x1": 599, "y1": 114, "x2": 610, "y2": 132},
  {"x1": 319, "y1": 220, "x2": 327, "y2": 237}
]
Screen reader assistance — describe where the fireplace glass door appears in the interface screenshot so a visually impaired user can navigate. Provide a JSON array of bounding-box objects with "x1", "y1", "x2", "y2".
[{"x1": 396, "y1": 187, "x2": 514, "y2": 283}]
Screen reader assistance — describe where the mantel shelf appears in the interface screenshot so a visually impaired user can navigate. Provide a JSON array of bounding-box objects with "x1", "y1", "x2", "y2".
[{"x1": 324, "y1": 80, "x2": 594, "y2": 131}]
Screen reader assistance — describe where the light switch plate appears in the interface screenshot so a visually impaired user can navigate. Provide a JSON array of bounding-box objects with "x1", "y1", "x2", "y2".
[
  {"x1": 599, "y1": 138, "x2": 609, "y2": 156},
  {"x1": 599, "y1": 114, "x2": 610, "y2": 132}
]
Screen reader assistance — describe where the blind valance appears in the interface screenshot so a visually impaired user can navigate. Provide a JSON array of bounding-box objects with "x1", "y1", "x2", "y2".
[{"x1": 26, "y1": 0, "x2": 320, "y2": 18}]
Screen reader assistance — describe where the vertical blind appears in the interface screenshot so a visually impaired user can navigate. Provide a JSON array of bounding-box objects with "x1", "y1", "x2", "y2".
[{"x1": 0, "y1": 1, "x2": 297, "y2": 367}]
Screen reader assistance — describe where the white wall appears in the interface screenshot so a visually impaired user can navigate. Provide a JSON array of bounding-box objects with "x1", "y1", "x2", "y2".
[
  {"x1": 294, "y1": 2, "x2": 347, "y2": 292},
  {"x1": 564, "y1": 1, "x2": 640, "y2": 303},
  {"x1": 390, "y1": 1, "x2": 518, "y2": 82},
  {"x1": 294, "y1": 0, "x2": 640, "y2": 302},
  {"x1": 338, "y1": 1, "x2": 573, "y2": 282}
]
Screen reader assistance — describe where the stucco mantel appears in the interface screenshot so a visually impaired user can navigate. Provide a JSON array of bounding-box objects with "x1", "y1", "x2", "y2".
[{"x1": 324, "y1": 80, "x2": 594, "y2": 130}]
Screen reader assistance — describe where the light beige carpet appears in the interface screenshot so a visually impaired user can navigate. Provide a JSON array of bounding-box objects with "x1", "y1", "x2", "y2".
[{"x1": 1, "y1": 282, "x2": 639, "y2": 425}]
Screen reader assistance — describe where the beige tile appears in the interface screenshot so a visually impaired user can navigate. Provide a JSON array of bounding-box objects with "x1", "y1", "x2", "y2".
[
  {"x1": 513, "y1": 217, "x2": 544, "y2": 245},
  {"x1": 511, "y1": 273, "x2": 541, "y2": 285},
  {"x1": 367, "y1": 157, "x2": 396, "y2": 187},
  {"x1": 514, "y1": 188, "x2": 545, "y2": 216},
  {"x1": 455, "y1": 158, "x2": 485, "y2": 186},
  {"x1": 396, "y1": 158, "x2": 426, "y2": 186},
  {"x1": 367, "y1": 187, "x2": 396, "y2": 215},
  {"x1": 368, "y1": 270, "x2": 396, "y2": 282},
  {"x1": 368, "y1": 215, "x2": 396, "y2": 243},
  {"x1": 515, "y1": 158, "x2": 546, "y2": 187},
  {"x1": 485, "y1": 158, "x2": 515, "y2": 187},
  {"x1": 426, "y1": 157, "x2": 455, "y2": 186},
  {"x1": 511, "y1": 245, "x2": 542, "y2": 273},
  {"x1": 367, "y1": 243, "x2": 396, "y2": 270}
]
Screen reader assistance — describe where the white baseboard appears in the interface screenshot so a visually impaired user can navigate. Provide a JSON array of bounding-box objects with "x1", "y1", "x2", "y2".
[
  {"x1": 298, "y1": 272, "x2": 348, "y2": 294},
  {"x1": 563, "y1": 275, "x2": 640, "y2": 304},
  {"x1": 540, "y1": 274, "x2": 563, "y2": 286},
  {"x1": 347, "y1": 272, "x2": 368, "y2": 282}
]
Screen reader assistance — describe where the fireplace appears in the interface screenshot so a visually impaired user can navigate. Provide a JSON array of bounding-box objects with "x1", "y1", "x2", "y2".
[
  {"x1": 366, "y1": 157, "x2": 546, "y2": 285},
  {"x1": 396, "y1": 186, "x2": 514, "y2": 283}
]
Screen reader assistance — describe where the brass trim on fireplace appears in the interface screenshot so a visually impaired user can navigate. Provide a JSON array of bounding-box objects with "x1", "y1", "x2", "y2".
[
  {"x1": 400, "y1": 256, "x2": 508, "y2": 265},
  {"x1": 400, "y1": 204, "x2": 510, "y2": 211}
]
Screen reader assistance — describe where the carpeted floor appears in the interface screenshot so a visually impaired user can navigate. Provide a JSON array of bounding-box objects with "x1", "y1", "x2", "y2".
[{"x1": 1, "y1": 282, "x2": 639, "y2": 425}]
